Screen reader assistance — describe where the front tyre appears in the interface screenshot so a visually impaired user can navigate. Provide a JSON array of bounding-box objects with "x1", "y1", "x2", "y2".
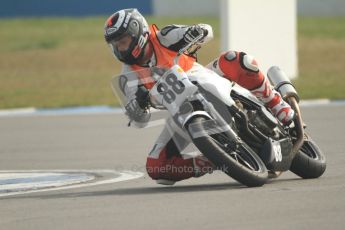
[
  {"x1": 290, "y1": 133, "x2": 326, "y2": 179},
  {"x1": 187, "y1": 116, "x2": 268, "y2": 187}
]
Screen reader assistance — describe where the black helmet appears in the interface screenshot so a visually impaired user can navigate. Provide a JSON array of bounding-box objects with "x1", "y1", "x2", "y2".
[{"x1": 104, "y1": 9, "x2": 150, "y2": 65}]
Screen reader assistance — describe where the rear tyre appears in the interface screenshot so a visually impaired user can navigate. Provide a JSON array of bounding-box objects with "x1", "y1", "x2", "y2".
[
  {"x1": 187, "y1": 116, "x2": 268, "y2": 187},
  {"x1": 290, "y1": 134, "x2": 326, "y2": 179}
]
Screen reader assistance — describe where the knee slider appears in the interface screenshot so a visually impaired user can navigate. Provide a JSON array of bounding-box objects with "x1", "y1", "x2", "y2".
[{"x1": 239, "y1": 52, "x2": 259, "y2": 73}]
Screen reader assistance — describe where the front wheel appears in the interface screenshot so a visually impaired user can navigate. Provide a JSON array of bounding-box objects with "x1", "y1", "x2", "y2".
[
  {"x1": 187, "y1": 116, "x2": 268, "y2": 187},
  {"x1": 290, "y1": 134, "x2": 326, "y2": 178}
]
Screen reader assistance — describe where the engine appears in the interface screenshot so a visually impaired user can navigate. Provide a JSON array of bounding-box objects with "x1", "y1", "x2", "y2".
[{"x1": 247, "y1": 108, "x2": 278, "y2": 137}]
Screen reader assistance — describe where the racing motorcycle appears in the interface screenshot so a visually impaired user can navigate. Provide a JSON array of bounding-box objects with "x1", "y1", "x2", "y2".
[{"x1": 112, "y1": 35, "x2": 326, "y2": 187}]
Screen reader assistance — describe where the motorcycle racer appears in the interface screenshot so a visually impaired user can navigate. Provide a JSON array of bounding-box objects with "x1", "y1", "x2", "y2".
[{"x1": 104, "y1": 8, "x2": 295, "y2": 184}]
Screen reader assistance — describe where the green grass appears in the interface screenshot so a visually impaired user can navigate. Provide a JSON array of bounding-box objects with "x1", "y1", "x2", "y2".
[
  {"x1": 294, "y1": 17, "x2": 345, "y2": 99},
  {"x1": 0, "y1": 16, "x2": 344, "y2": 109}
]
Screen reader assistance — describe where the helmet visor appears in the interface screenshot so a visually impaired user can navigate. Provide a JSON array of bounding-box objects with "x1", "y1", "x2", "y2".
[
  {"x1": 108, "y1": 34, "x2": 136, "y2": 61},
  {"x1": 109, "y1": 34, "x2": 133, "y2": 52}
]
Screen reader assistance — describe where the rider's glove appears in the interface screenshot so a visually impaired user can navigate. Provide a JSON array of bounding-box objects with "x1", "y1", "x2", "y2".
[
  {"x1": 125, "y1": 99, "x2": 147, "y2": 122},
  {"x1": 125, "y1": 86, "x2": 151, "y2": 127},
  {"x1": 183, "y1": 25, "x2": 208, "y2": 44},
  {"x1": 135, "y1": 85, "x2": 150, "y2": 110}
]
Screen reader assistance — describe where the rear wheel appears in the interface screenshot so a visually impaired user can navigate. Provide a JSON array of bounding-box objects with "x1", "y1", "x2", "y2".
[
  {"x1": 187, "y1": 116, "x2": 268, "y2": 187},
  {"x1": 290, "y1": 134, "x2": 326, "y2": 178}
]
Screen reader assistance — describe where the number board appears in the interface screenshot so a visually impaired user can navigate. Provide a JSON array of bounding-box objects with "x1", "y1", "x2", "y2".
[{"x1": 150, "y1": 65, "x2": 198, "y2": 115}]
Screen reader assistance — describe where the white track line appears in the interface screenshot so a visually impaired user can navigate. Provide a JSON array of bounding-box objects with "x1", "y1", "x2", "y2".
[
  {"x1": 0, "y1": 107, "x2": 37, "y2": 117},
  {"x1": 0, "y1": 170, "x2": 143, "y2": 198},
  {"x1": 0, "y1": 173, "x2": 95, "y2": 191}
]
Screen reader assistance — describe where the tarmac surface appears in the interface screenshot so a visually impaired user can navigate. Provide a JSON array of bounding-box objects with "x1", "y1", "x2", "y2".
[{"x1": 0, "y1": 104, "x2": 345, "y2": 230}]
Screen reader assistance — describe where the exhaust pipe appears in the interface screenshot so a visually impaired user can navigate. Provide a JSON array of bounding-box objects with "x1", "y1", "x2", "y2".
[
  {"x1": 267, "y1": 66, "x2": 299, "y2": 102},
  {"x1": 267, "y1": 66, "x2": 304, "y2": 156},
  {"x1": 288, "y1": 97, "x2": 305, "y2": 156}
]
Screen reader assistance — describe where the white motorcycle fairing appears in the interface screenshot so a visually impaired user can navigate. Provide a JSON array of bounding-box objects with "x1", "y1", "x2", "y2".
[{"x1": 186, "y1": 63, "x2": 236, "y2": 108}]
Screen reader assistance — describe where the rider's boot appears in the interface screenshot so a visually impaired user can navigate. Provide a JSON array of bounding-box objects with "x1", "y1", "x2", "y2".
[
  {"x1": 193, "y1": 155, "x2": 215, "y2": 177},
  {"x1": 156, "y1": 179, "x2": 177, "y2": 185},
  {"x1": 156, "y1": 155, "x2": 215, "y2": 186},
  {"x1": 251, "y1": 77, "x2": 295, "y2": 125}
]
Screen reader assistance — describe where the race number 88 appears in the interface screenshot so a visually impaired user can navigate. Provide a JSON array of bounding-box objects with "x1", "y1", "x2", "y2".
[{"x1": 157, "y1": 73, "x2": 185, "y2": 104}]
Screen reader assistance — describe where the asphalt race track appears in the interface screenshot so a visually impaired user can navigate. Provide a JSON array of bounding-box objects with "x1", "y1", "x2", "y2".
[{"x1": 1, "y1": 104, "x2": 345, "y2": 230}]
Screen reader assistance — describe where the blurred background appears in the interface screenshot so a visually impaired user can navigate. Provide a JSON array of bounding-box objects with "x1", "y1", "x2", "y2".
[{"x1": 0, "y1": 0, "x2": 344, "y2": 109}]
